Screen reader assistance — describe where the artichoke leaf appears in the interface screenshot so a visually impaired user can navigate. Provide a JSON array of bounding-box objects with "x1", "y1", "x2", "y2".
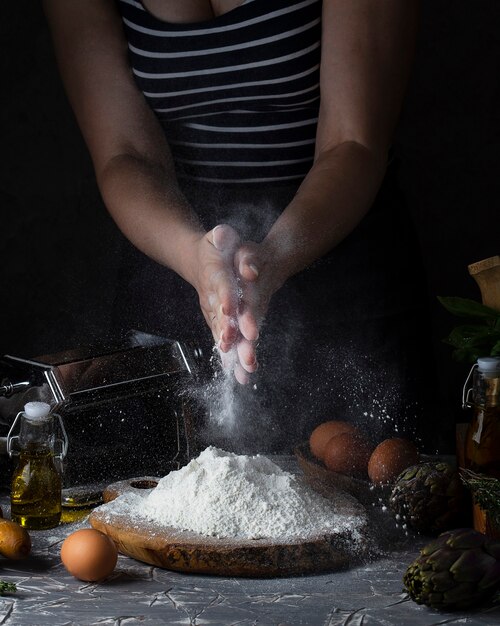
[
  {"x1": 426, "y1": 547, "x2": 460, "y2": 571},
  {"x1": 400, "y1": 465, "x2": 419, "y2": 481},
  {"x1": 427, "y1": 592, "x2": 444, "y2": 607},
  {"x1": 478, "y1": 561, "x2": 500, "y2": 590},
  {"x1": 484, "y1": 541, "x2": 500, "y2": 560},
  {"x1": 446, "y1": 528, "x2": 486, "y2": 550},
  {"x1": 450, "y1": 548, "x2": 496, "y2": 583},
  {"x1": 421, "y1": 535, "x2": 448, "y2": 557},
  {"x1": 429, "y1": 570, "x2": 456, "y2": 592},
  {"x1": 442, "y1": 582, "x2": 479, "y2": 606}
]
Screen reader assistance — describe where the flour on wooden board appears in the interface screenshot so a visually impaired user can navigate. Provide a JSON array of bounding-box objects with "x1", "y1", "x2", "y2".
[{"x1": 97, "y1": 447, "x2": 367, "y2": 541}]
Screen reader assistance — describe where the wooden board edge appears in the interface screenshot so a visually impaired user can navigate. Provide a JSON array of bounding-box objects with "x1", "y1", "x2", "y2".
[{"x1": 90, "y1": 512, "x2": 353, "y2": 577}]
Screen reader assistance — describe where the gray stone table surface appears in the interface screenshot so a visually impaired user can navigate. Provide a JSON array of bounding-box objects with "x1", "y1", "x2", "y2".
[{"x1": 1, "y1": 456, "x2": 500, "y2": 626}]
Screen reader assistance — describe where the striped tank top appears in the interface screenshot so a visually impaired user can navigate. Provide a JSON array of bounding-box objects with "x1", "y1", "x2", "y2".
[{"x1": 117, "y1": 0, "x2": 322, "y2": 185}]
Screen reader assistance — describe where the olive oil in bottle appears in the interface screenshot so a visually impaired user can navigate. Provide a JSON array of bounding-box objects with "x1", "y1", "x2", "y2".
[
  {"x1": 9, "y1": 402, "x2": 62, "y2": 530},
  {"x1": 464, "y1": 357, "x2": 500, "y2": 478},
  {"x1": 463, "y1": 357, "x2": 500, "y2": 538}
]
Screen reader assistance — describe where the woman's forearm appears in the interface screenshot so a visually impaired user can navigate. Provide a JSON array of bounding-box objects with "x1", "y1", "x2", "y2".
[
  {"x1": 263, "y1": 141, "x2": 387, "y2": 287},
  {"x1": 98, "y1": 153, "x2": 205, "y2": 286}
]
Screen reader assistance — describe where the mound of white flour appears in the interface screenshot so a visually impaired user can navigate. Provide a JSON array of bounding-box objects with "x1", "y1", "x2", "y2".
[{"x1": 98, "y1": 447, "x2": 367, "y2": 541}]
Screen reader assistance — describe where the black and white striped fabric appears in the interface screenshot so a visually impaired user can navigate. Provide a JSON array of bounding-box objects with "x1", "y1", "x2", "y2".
[{"x1": 117, "y1": 0, "x2": 322, "y2": 185}]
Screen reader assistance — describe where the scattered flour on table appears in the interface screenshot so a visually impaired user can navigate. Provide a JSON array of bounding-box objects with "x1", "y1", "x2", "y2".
[{"x1": 97, "y1": 447, "x2": 367, "y2": 542}]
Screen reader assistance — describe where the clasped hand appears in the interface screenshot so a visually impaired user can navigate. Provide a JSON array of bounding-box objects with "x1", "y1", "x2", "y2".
[{"x1": 192, "y1": 224, "x2": 280, "y2": 384}]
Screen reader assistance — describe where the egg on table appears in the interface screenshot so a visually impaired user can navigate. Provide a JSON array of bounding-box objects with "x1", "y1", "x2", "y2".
[
  {"x1": 368, "y1": 437, "x2": 420, "y2": 484},
  {"x1": 61, "y1": 528, "x2": 118, "y2": 582},
  {"x1": 309, "y1": 420, "x2": 360, "y2": 461}
]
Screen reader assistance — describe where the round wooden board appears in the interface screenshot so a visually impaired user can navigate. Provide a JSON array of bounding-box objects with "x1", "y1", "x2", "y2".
[{"x1": 89, "y1": 476, "x2": 367, "y2": 577}]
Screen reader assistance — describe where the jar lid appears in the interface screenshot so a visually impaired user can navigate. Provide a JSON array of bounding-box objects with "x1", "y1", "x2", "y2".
[
  {"x1": 477, "y1": 357, "x2": 500, "y2": 375},
  {"x1": 24, "y1": 401, "x2": 51, "y2": 420}
]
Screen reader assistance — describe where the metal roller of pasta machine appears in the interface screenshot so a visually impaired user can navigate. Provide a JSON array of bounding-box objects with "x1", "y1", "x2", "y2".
[{"x1": 0, "y1": 331, "x2": 207, "y2": 490}]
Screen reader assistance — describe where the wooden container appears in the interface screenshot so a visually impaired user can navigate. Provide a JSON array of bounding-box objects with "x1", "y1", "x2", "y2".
[
  {"x1": 468, "y1": 255, "x2": 500, "y2": 311},
  {"x1": 472, "y1": 502, "x2": 500, "y2": 540}
]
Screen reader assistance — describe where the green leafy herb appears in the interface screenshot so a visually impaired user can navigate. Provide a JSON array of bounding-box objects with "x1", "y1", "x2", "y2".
[
  {"x1": 0, "y1": 580, "x2": 16, "y2": 595},
  {"x1": 461, "y1": 469, "x2": 500, "y2": 525},
  {"x1": 438, "y1": 297, "x2": 500, "y2": 321},
  {"x1": 438, "y1": 296, "x2": 500, "y2": 363}
]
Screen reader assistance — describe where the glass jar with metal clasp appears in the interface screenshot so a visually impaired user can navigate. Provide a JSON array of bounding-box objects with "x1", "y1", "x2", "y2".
[
  {"x1": 7, "y1": 401, "x2": 68, "y2": 530},
  {"x1": 462, "y1": 357, "x2": 500, "y2": 537},
  {"x1": 462, "y1": 357, "x2": 500, "y2": 478}
]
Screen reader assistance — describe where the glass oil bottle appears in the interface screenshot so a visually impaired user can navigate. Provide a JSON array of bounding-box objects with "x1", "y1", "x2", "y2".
[
  {"x1": 7, "y1": 401, "x2": 68, "y2": 530},
  {"x1": 463, "y1": 357, "x2": 500, "y2": 477},
  {"x1": 462, "y1": 356, "x2": 500, "y2": 537}
]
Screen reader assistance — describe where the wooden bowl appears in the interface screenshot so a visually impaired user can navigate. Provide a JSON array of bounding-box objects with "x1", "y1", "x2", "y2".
[{"x1": 294, "y1": 441, "x2": 388, "y2": 506}]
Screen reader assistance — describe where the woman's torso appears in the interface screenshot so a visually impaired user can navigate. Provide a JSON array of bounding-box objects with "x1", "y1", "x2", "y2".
[
  {"x1": 139, "y1": 0, "x2": 248, "y2": 23},
  {"x1": 116, "y1": 0, "x2": 322, "y2": 184}
]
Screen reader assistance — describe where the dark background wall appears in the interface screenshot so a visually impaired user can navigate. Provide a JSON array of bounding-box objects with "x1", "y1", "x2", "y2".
[{"x1": 1, "y1": 1, "x2": 499, "y2": 452}]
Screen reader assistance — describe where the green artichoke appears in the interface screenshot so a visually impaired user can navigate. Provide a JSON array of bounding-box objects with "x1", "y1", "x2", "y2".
[
  {"x1": 404, "y1": 528, "x2": 500, "y2": 610},
  {"x1": 389, "y1": 462, "x2": 468, "y2": 534}
]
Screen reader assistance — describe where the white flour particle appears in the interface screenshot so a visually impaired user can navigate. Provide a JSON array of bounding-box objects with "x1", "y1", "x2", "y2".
[{"x1": 98, "y1": 447, "x2": 366, "y2": 541}]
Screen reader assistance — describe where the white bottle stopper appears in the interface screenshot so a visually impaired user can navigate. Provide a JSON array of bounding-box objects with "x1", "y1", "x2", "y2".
[
  {"x1": 24, "y1": 401, "x2": 51, "y2": 420},
  {"x1": 477, "y1": 357, "x2": 500, "y2": 375}
]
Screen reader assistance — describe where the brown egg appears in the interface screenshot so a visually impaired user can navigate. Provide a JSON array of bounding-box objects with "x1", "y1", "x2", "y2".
[
  {"x1": 61, "y1": 528, "x2": 118, "y2": 582},
  {"x1": 323, "y1": 432, "x2": 374, "y2": 477},
  {"x1": 309, "y1": 420, "x2": 360, "y2": 461},
  {"x1": 368, "y1": 437, "x2": 420, "y2": 485}
]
